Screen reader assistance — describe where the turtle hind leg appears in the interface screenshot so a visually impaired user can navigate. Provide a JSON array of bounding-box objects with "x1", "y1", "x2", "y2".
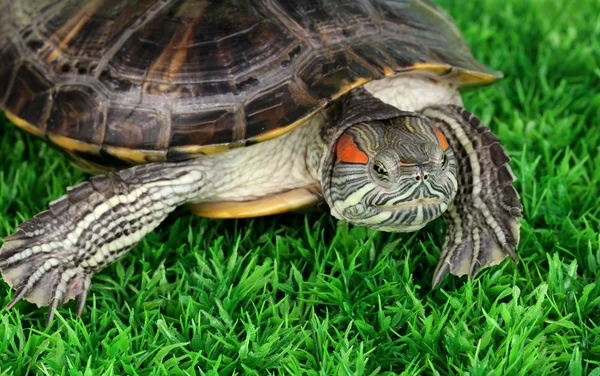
[
  {"x1": 0, "y1": 162, "x2": 207, "y2": 324},
  {"x1": 422, "y1": 106, "x2": 522, "y2": 287}
]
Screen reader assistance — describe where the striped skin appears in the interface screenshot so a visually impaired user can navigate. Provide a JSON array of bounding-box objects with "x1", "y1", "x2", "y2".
[
  {"x1": 327, "y1": 116, "x2": 458, "y2": 232},
  {"x1": 0, "y1": 117, "x2": 325, "y2": 324},
  {"x1": 0, "y1": 163, "x2": 211, "y2": 325},
  {"x1": 319, "y1": 89, "x2": 520, "y2": 286},
  {"x1": 0, "y1": 88, "x2": 522, "y2": 324},
  {"x1": 423, "y1": 106, "x2": 522, "y2": 286}
]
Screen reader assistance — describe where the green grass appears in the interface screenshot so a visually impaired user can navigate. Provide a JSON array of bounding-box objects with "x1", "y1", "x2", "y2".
[{"x1": 1, "y1": 0, "x2": 599, "y2": 374}]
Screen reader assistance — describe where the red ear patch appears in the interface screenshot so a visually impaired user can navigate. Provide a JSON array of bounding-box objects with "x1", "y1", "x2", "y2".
[
  {"x1": 434, "y1": 127, "x2": 449, "y2": 151},
  {"x1": 336, "y1": 134, "x2": 368, "y2": 164}
]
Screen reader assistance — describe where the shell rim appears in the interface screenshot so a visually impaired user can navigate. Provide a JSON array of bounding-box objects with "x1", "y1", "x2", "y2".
[{"x1": 4, "y1": 63, "x2": 502, "y2": 169}]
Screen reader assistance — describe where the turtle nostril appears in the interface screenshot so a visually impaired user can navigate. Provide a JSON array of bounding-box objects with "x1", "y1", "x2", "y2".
[
  {"x1": 415, "y1": 175, "x2": 421, "y2": 182},
  {"x1": 423, "y1": 174, "x2": 429, "y2": 180}
]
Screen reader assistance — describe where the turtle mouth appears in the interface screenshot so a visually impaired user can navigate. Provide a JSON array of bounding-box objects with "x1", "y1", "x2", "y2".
[{"x1": 373, "y1": 197, "x2": 447, "y2": 211}]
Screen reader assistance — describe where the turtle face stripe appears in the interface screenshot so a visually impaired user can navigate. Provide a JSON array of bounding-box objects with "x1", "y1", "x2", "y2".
[
  {"x1": 336, "y1": 134, "x2": 369, "y2": 164},
  {"x1": 326, "y1": 107, "x2": 459, "y2": 233}
]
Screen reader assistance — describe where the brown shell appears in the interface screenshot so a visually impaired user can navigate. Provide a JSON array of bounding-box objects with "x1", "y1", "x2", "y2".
[{"x1": 0, "y1": 0, "x2": 501, "y2": 169}]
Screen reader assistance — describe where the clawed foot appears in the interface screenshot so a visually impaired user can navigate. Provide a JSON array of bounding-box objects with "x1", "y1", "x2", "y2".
[
  {"x1": 1, "y1": 221, "x2": 93, "y2": 325},
  {"x1": 0, "y1": 162, "x2": 203, "y2": 325},
  {"x1": 431, "y1": 200, "x2": 521, "y2": 287},
  {"x1": 0, "y1": 174, "x2": 131, "y2": 326},
  {"x1": 424, "y1": 106, "x2": 523, "y2": 286}
]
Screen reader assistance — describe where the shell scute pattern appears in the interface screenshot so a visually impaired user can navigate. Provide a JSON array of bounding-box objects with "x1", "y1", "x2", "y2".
[
  {"x1": 103, "y1": 107, "x2": 168, "y2": 150},
  {"x1": 3, "y1": 63, "x2": 53, "y2": 128},
  {"x1": 244, "y1": 80, "x2": 321, "y2": 140},
  {"x1": 46, "y1": 86, "x2": 103, "y2": 144},
  {"x1": 298, "y1": 50, "x2": 378, "y2": 99},
  {"x1": 0, "y1": 39, "x2": 19, "y2": 101},
  {"x1": 0, "y1": 0, "x2": 499, "y2": 169},
  {"x1": 169, "y1": 108, "x2": 237, "y2": 147},
  {"x1": 271, "y1": 0, "x2": 381, "y2": 44}
]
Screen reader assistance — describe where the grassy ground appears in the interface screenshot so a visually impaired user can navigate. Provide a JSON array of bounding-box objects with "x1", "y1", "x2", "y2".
[{"x1": 1, "y1": 0, "x2": 599, "y2": 374}]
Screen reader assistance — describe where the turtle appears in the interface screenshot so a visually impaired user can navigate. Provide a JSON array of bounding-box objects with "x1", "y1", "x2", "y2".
[{"x1": 0, "y1": 0, "x2": 522, "y2": 325}]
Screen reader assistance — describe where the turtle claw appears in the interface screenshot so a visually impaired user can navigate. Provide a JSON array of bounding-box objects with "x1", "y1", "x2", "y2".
[
  {"x1": 1, "y1": 162, "x2": 203, "y2": 324},
  {"x1": 46, "y1": 302, "x2": 58, "y2": 327},
  {"x1": 424, "y1": 106, "x2": 522, "y2": 287},
  {"x1": 75, "y1": 278, "x2": 91, "y2": 317},
  {"x1": 1, "y1": 221, "x2": 94, "y2": 325},
  {"x1": 6, "y1": 285, "x2": 28, "y2": 310},
  {"x1": 431, "y1": 202, "x2": 521, "y2": 287},
  {"x1": 46, "y1": 275, "x2": 91, "y2": 325}
]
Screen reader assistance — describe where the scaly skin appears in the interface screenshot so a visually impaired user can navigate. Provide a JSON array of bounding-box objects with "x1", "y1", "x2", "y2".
[
  {"x1": 423, "y1": 106, "x2": 522, "y2": 285},
  {"x1": 0, "y1": 90, "x2": 522, "y2": 325}
]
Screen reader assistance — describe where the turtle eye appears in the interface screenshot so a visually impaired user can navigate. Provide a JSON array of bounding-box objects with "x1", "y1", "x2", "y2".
[
  {"x1": 442, "y1": 154, "x2": 449, "y2": 169},
  {"x1": 373, "y1": 161, "x2": 389, "y2": 180}
]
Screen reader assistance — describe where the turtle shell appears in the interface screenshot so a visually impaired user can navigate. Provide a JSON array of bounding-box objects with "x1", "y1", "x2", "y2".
[{"x1": 0, "y1": 0, "x2": 500, "y2": 170}]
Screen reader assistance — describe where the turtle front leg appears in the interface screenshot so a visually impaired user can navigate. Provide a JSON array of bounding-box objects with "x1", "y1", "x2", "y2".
[
  {"x1": 422, "y1": 106, "x2": 522, "y2": 286},
  {"x1": 0, "y1": 161, "x2": 209, "y2": 324}
]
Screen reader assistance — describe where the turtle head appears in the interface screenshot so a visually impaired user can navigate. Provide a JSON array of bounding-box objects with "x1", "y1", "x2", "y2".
[{"x1": 325, "y1": 114, "x2": 458, "y2": 232}]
